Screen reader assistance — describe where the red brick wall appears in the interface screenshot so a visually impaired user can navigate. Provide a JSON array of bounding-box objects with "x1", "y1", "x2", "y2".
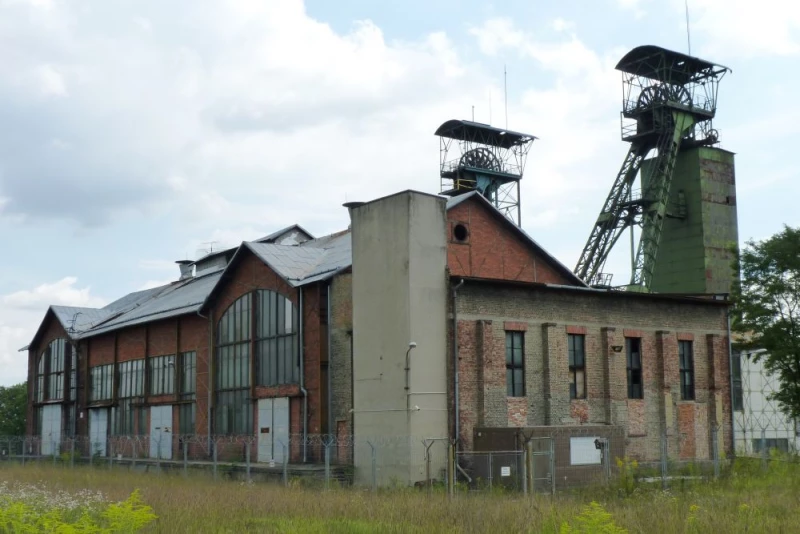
[
  {"x1": 446, "y1": 198, "x2": 574, "y2": 285},
  {"x1": 451, "y1": 282, "x2": 732, "y2": 463}
]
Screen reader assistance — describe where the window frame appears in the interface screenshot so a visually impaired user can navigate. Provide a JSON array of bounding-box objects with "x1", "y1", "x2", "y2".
[
  {"x1": 505, "y1": 331, "x2": 525, "y2": 397},
  {"x1": 732, "y1": 352, "x2": 743, "y2": 411},
  {"x1": 36, "y1": 338, "x2": 71, "y2": 402},
  {"x1": 149, "y1": 355, "x2": 176, "y2": 396},
  {"x1": 89, "y1": 364, "x2": 114, "y2": 402},
  {"x1": 679, "y1": 340, "x2": 695, "y2": 401},
  {"x1": 568, "y1": 334, "x2": 586, "y2": 400},
  {"x1": 626, "y1": 337, "x2": 643, "y2": 399}
]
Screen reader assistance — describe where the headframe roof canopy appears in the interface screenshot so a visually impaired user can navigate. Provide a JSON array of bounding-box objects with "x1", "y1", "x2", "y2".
[
  {"x1": 434, "y1": 119, "x2": 537, "y2": 150},
  {"x1": 615, "y1": 45, "x2": 731, "y2": 84}
]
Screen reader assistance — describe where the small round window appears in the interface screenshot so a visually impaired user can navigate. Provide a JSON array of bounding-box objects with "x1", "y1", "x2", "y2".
[{"x1": 453, "y1": 223, "x2": 469, "y2": 242}]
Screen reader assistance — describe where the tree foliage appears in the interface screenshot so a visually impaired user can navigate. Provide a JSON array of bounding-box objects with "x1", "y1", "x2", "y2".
[
  {"x1": 731, "y1": 225, "x2": 800, "y2": 420},
  {"x1": 0, "y1": 382, "x2": 27, "y2": 436}
]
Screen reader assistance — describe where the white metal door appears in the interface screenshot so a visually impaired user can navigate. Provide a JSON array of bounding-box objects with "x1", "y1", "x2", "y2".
[
  {"x1": 149, "y1": 405, "x2": 173, "y2": 460},
  {"x1": 258, "y1": 398, "x2": 289, "y2": 463},
  {"x1": 89, "y1": 408, "x2": 108, "y2": 456},
  {"x1": 41, "y1": 405, "x2": 61, "y2": 456}
]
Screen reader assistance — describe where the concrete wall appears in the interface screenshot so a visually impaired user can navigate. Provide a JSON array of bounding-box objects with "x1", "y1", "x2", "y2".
[
  {"x1": 348, "y1": 190, "x2": 449, "y2": 486},
  {"x1": 452, "y1": 281, "x2": 732, "y2": 462}
]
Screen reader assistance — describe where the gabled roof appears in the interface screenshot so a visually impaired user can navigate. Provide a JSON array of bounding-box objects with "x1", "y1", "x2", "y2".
[{"x1": 445, "y1": 191, "x2": 588, "y2": 287}]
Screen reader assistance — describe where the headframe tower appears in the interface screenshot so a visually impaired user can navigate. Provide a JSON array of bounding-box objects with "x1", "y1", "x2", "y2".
[
  {"x1": 573, "y1": 45, "x2": 732, "y2": 292},
  {"x1": 435, "y1": 120, "x2": 536, "y2": 226}
]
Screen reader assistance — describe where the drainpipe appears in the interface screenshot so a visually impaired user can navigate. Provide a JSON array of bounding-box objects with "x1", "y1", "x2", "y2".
[
  {"x1": 452, "y1": 279, "x2": 465, "y2": 446},
  {"x1": 726, "y1": 301, "x2": 736, "y2": 455},
  {"x1": 327, "y1": 282, "x2": 333, "y2": 438},
  {"x1": 197, "y1": 309, "x2": 212, "y2": 453},
  {"x1": 299, "y1": 287, "x2": 308, "y2": 462}
]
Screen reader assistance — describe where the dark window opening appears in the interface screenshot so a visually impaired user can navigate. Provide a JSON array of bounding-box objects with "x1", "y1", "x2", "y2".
[
  {"x1": 453, "y1": 223, "x2": 469, "y2": 242},
  {"x1": 505, "y1": 331, "x2": 525, "y2": 397},
  {"x1": 36, "y1": 338, "x2": 71, "y2": 402},
  {"x1": 568, "y1": 334, "x2": 586, "y2": 400},
  {"x1": 679, "y1": 340, "x2": 695, "y2": 401},
  {"x1": 626, "y1": 337, "x2": 643, "y2": 399},
  {"x1": 90, "y1": 364, "x2": 114, "y2": 402}
]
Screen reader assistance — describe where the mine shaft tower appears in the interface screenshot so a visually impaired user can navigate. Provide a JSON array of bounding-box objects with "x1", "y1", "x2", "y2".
[
  {"x1": 574, "y1": 45, "x2": 731, "y2": 291},
  {"x1": 435, "y1": 120, "x2": 537, "y2": 226}
]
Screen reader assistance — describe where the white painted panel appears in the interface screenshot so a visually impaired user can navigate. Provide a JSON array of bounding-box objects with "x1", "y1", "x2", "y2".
[
  {"x1": 41, "y1": 405, "x2": 61, "y2": 456},
  {"x1": 89, "y1": 408, "x2": 108, "y2": 457},
  {"x1": 149, "y1": 405, "x2": 173, "y2": 460},
  {"x1": 273, "y1": 397, "x2": 289, "y2": 464},
  {"x1": 570, "y1": 436, "x2": 602, "y2": 465},
  {"x1": 257, "y1": 398, "x2": 274, "y2": 463}
]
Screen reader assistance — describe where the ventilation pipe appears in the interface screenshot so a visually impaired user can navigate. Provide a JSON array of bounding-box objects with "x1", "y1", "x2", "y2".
[
  {"x1": 299, "y1": 287, "x2": 308, "y2": 462},
  {"x1": 452, "y1": 279, "x2": 465, "y2": 445},
  {"x1": 176, "y1": 260, "x2": 194, "y2": 281}
]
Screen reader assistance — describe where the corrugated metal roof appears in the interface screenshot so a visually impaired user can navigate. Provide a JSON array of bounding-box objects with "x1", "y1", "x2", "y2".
[
  {"x1": 51, "y1": 306, "x2": 114, "y2": 335},
  {"x1": 85, "y1": 272, "x2": 222, "y2": 337}
]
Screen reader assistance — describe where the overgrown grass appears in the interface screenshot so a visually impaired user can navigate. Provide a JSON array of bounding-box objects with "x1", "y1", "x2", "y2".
[{"x1": 2, "y1": 455, "x2": 799, "y2": 533}]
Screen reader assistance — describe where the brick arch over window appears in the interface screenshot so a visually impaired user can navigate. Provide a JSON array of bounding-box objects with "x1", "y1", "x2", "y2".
[
  {"x1": 214, "y1": 290, "x2": 298, "y2": 435},
  {"x1": 36, "y1": 338, "x2": 73, "y2": 403}
]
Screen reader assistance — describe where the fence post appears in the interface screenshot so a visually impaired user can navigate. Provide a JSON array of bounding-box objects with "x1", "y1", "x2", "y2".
[
  {"x1": 660, "y1": 431, "x2": 668, "y2": 490},
  {"x1": 282, "y1": 442, "x2": 288, "y2": 487},
  {"x1": 526, "y1": 440, "x2": 534, "y2": 495},
  {"x1": 488, "y1": 451, "x2": 493, "y2": 491},
  {"x1": 132, "y1": 439, "x2": 137, "y2": 470},
  {"x1": 521, "y1": 448, "x2": 527, "y2": 496},
  {"x1": 156, "y1": 434, "x2": 162, "y2": 471},
  {"x1": 52, "y1": 440, "x2": 57, "y2": 466},
  {"x1": 367, "y1": 441, "x2": 377, "y2": 492},
  {"x1": 183, "y1": 439, "x2": 188, "y2": 477},
  {"x1": 89, "y1": 442, "x2": 93, "y2": 466},
  {"x1": 245, "y1": 441, "x2": 251, "y2": 483},
  {"x1": 108, "y1": 441, "x2": 113, "y2": 469},
  {"x1": 446, "y1": 441, "x2": 454, "y2": 497},
  {"x1": 70, "y1": 439, "x2": 75, "y2": 469},
  {"x1": 213, "y1": 439, "x2": 218, "y2": 481},
  {"x1": 549, "y1": 438, "x2": 556, "y2": 496},
  {"x1": 21, "y1": 438, "x2": 26, "y2": 466},
  {"x1": 324, "y1": 439, "x2": 331, "y2": 490},
  {"x1": 761, "y1": 429, "x2": 768, "y2": 472},
  {"x1": 711, "y1": 426, "x2": 720, "y2": 480},
  {"x1": 424, "y1": 440, "x2": 433, "y2": 495}
]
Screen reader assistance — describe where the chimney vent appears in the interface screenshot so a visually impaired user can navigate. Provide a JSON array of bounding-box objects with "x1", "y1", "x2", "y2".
[{"x1": 176, "y1": 260, "x2": 194, "y2": 281}]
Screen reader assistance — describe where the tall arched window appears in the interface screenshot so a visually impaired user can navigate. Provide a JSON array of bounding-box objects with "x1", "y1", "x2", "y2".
[
  {"x1": 36, "y1": 338, "x2": 72, "y2": 402},
  {"x1": 214, "y1": 290, "x2": 298, "y2": 435}
]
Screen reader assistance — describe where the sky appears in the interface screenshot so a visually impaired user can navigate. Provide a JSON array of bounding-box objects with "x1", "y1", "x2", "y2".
[{"x1": 1, "y1": 0, "x2": 798, "y2": 386}]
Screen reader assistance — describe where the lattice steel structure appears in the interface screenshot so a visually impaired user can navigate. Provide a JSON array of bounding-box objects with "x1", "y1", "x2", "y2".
[
  {"x1": 435, "y1": 120, "x2": 537, "y2": 226},
  {"x1": 573, "y1": 45, "x2": 730, "y2": 290}
]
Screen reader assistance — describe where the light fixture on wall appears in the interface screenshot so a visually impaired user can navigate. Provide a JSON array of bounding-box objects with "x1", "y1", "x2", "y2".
[{"x1": 611, "y1": 345, "x2": 623, "y2": 353}]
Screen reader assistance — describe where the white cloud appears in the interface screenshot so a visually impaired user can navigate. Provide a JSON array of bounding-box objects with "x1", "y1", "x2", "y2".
[
  {"x1": 679, "y1": 0, "x2": 800, "y2": 58},
  {"x1": 33, "y1": 64, "x2": 67, "y2": 97},
  {"x1": 0, "y1": 277, "x2": 107, "y2": 386},
  {"x1": 138, "y1": 279, "x2": 173, "y2": 291},
  {"x1": 2, "y1": 277, "x2": 107, "y2": 310}
]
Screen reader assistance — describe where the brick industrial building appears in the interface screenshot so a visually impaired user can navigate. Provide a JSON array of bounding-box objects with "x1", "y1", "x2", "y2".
[
  {"x1": 23, "y1": 186, "x2": 733, "y2": 485},
  {"x1": 22, "y1": 43, "x2": 742, "y2": 486}
]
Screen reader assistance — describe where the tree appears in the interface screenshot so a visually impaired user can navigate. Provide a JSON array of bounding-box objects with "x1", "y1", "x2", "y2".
[
  {"x1": 0, "y1": 382, "x2": 27, "y2": 436},
  {"x1": 731, "y1": 225, "x2": 800, "y2": 420}
]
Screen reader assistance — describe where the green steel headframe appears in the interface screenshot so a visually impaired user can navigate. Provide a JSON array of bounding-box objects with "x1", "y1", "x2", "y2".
[{"x1": 573, "y1": 45, "x2": 730, "y2": 291}]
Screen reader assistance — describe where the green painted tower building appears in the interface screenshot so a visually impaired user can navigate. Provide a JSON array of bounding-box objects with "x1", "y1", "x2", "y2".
[{"x1": 642, "y1": 146, "x2": 739, "y2": 294}]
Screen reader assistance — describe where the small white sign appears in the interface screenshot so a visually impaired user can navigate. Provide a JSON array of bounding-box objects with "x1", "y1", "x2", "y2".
[
  {"x1": 501, "y1": 466, "x2": 511, "y2": 477},
  {"x1": 570, "y1": 436, "x2": 602, "y2": 465},
  {"x1": 269, "y1": 459, "x2": 276, "y2": 468}
]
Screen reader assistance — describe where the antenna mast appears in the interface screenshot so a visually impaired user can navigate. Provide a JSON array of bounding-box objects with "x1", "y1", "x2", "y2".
[
  {"x1": 685, "y1": 0, "x2": 692, "y2": 54},
  {"x1": 504, "y1": 64, "x2": 508, "y2": 129}
]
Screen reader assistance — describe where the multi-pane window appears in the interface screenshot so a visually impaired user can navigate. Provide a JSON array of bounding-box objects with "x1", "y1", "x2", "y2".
[
  {"x1": 214, "y1": 291, "x2": 299, "y2": 435},
  {"x1": 118, "y1": 359, "x2": 144, "y2": 398},
  {"x1": 626, "y1": 338, "x2": 643, "y2": 399},
  {"x1": 732, "y1": 352, "x2": 743, "y2": 411},
  {"x1": 679, "y1": 340, "x2": 695, "y2": 401},
  {"x1": 180, "y1": 351, "x2": 196, "y2": 396},
  {"x1": 90, "y1": 364, "x2": 114, "y2": 402},
  {"x1": 36, "y1": 338, "x2": 71, "y2": 402},
  {"x1": 256, "y1": 290, "x2": 299, "y2": 386},
  {"x1": 505, "y1": 331, "x2": 525, "y2": 397},
  {"x1": 215, "y1": 293, "x2": 253, "y2": 435},
  {"x1": 149, "y1": 355, "x2": 175, "y2": 395},
  {"x1": 179, "y1": 351, "x2": 196, "y2": 435},
  {"x1": 568, "y1": 334, "x2": 586, "y2": 400}
]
